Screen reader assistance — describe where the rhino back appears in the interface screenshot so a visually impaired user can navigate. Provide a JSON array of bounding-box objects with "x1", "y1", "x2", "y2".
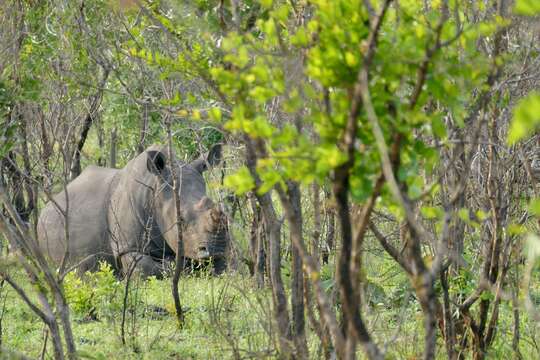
[
  {"x1": 106, "y1": 162, "x2": 158, "y2": 258},
  {"x1": 37, "y1": 165, "x2": 120, "y2": 268}
]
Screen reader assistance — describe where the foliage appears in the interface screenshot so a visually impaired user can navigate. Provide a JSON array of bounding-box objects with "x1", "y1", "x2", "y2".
[
  {"x1": 199, "y1": 0, "x2": 496, "y2": 212},
  {"x1": 0, "y1": 76, "x2": 16, "y2": 157},
  {"x1": 515, "y1": 0, "x2": 540, "y2": 16},
  {"x1": 63, "y1": 262, "x2": 121, "y2": 319},
  {"x1": 508, "y1": 92, "x2": 540, "y2": 145},
  {"x1": 1, "y1": 0, "x2": 540, "y2": 359},
  {"x1": 2, "y1": 272, "x2": 296, "y2": 359}
]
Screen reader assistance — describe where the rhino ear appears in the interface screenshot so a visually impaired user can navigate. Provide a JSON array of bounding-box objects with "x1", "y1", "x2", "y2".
[
  {"x1": 146, "y1": 150, "x2": 166, "y2": 175},
  {"x1": 207, "y1": 144, "x2": 222, "y2": 167},
  {"x1": 192, "y1": 144, "x2": 222, "y2": 174}
]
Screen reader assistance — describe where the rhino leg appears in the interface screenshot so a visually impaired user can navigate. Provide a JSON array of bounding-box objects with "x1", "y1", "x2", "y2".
[
  {"x1": 121, "y1": 254, "x2": 165, "y2": 278},
  {"x1": 212, "y1": 257, "x2": 227, "y2": 275}
]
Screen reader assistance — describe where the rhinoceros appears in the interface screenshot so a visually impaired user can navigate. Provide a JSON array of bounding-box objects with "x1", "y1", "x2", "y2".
[{"x1": 37, "y1": 144, "x2": 228, "y2": 277}]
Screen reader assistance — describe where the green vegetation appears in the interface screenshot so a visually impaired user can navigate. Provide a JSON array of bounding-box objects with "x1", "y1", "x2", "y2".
[
  {"x1": 3, "y1": 270, "x2": 275, "y2": 359},
  {"x1": 1, "y1": 0, "x2": 540, "y2": 359},
  {"x1": 1, "y1": 254, "x2": 539, "y2": 358}
]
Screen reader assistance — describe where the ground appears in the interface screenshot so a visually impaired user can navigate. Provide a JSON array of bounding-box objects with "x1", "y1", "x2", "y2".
[{"x1": 1, "y1": 259, "x2": 539, "y2": 359}]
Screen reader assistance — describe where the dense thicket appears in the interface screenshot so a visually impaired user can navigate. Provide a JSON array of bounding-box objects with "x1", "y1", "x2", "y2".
[{"x1": 1, "y1": 0, "x2": 540, "y2": 359}]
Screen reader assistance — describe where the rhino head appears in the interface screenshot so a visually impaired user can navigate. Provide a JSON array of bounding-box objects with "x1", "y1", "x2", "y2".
[{"x1": 145, "y1": 144, "x2": 228, "y2": 266}]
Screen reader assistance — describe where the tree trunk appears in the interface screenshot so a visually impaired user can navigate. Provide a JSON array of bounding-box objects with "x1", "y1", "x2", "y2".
[
  {"x1": 110, "y1": 128, "x2": 117, "y2": 168},
  {"x1": 1, "y1": 152, "x2": 26, "y2": 221},
  {"x1": 312, "y1": 182, "x2": 322, "y2": 258},
  {"x1": 333, "y1": 167, "x2": 381, "y2": 360},
  {"x1": 138, "y1": 101, "x2": 149, "y2": 154},
  {"x1": 244, "y1": 139, "x2": 292, "y2": 357},
  {"x1": 248, "y1": 194, "x2": 266, "y2": 287},
  {"x1": 322, "y1": 189, "x2": 334, "y2": 265},
  {"x1": 70, "y1": 112, "x2": 94, "y2": 180},
  {"x1": 70, "y1": 67, "x2": 109, "y2": 179},
  {"x1": 167, "y1": 117, "x2": 185, "y2": 326},
  {"x1": 287, "y1": 182, "x2": 309, "y2": 358},
  {"x1": 97, "y1": 117, "x2": 105, "y2": 166}
]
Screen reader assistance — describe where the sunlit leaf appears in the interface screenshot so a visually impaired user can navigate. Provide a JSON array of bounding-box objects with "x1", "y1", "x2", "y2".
[
  {"x1": 514, "y1": 0, "x2": 540, "y2": 15},
  {"x1": 223, "y1": 167, "x2": 255, "y2": 195},
  {"x1": 508, "y1": 92, "x2": 540, "y2": 144}
]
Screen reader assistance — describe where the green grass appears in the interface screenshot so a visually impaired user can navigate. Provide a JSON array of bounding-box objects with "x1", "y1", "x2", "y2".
[
  {"x1": 1, "y1": 257, "x2": 540, "y2": 359},
  {"x1": 1, "y1": 271, "x2": 280, "y2": 359}
]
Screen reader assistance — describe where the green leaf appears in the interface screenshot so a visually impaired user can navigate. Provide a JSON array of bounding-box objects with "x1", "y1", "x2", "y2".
[
  {"x1": 480, "y1": 290, "x2": 494, "y2": 301},
  {"x1": 159, "y1": 91, "x2": 182, "y2": 106},
  {"x1": 344, "y1": 52, "x2": 358, "y2": 67},
  {"x1": 421, "y1": 206, "x2": 443, "y2": 220},
  {"x1": 224, "y1": 167, "x2": 255, "y2": 195},
  {"x1": 315, "y1": 145, "x2": 347, "y2": 174},
  {"x1": 508, "y1": 223, "x2": 526, "y2": 236},
  {"x1": 271, "y1": 4, "x2": 290, "y2": 22},
  {"x1": 260, "y1": 0, "x2": 273, "y2": 10},
  {"x1": 251, "y1": 116, "x2": 274, "y2": 138},
  {"x1": 224, "y1": 46, "x2": 250, "y2": 68},
  {"x1": 528, "y1": 198, "x2": 540, "y2": 217},
  {"x1": 249, "y1": 86, "x2": 275, "y2": 103},
  {"x1": 291, "y1": 27, "x2": 309, "y2": 47},
  {"x1": 0, "y1": 121, "x2": 16, "y2": 157},
  {"x1": 458, "y1": 208, "x2": 470, "y2": 222},
  {"x1": 514, "y1": 0, "x2": 540, "y2": 15},
  {"x1": 508, "y1": 92, "x2": 540, "y2": 144},
  {"x1": 350, "y1": 174, "x2": 374, "y2": 202},
  {"x1": 271, "y1": 124, "x2": 297, "y2": 146},
  {"x1": 222, "y1": 32, "x2": 242, "y2": 52},
  {"x1": 258, "y1": 169, "x2": 282, "y2": 194},
  {"x1": 208, "y1": 107, "x2": 222, "y2": 122},
  {"x1": 407, "y1": 175, "x2": 423, "y2": 199},
  {"x1": 475, "y1": 210, "x2": 489, "y2": 221},
  {"x1": 431, "y1": 115, "x2": 447, "y2": 139}
]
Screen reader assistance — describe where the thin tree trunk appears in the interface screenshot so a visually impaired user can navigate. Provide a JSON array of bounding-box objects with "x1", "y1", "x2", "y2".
[
  {"x1": 248, "y1": 194, "x2": 266, "y2": 287},
  {"x1": 440, "y1": 271, "x2": 457, "y2": 360},
  {"x1": 2, "y1": 151, "x2": 26, "y2": 220},
  {"x1": 97, "y1": 117, "x2": 105, "y2": 166},
  {"x1": 276, "y1": 181, "x2": 346, "y2": 359},
  {"x1": 121, "y1": 258, "x2": 137, "y2": 346},
  {"x1": 110, "y1": 128, "x2": 117, "y2": 168},
  {"x1": 256, "y1": 220, "x2": 266, "y2": 287},
  {"x1": 39, "y1": 327, "x2": 48, "y2": 360},
  {"x1": 0, "y1": 227, "x2": 67, "y2": 360},
  {"x1": 138, "y1": 101, "x2": 149, "y2": 154},
  {"x1": 70, "y1": 67, "x2": 109, "y2": 179},
  {"x1": 247, "y1": 195, "x2": 258, "y2": 277},
  {"x1": 322, "y1": 190, "x2": 335, "y2": 265},
  {"x1": 312, "y1": 182, "x2": 322, "y2": 258},
  {"x1": 244, "y1": 139, "x2": 292, "y2": 357},
  {"x1": 70, "y1": 112, "x2": 94, "y2": 180},
  {"x1": 512, "y1": 286, "x2": 522, "y2": 359},
  {"x1": 18, "y1": 110, "x2": 35, "y2": 222},
  {"x1": 166, "y1": 117, "x2": 185, "y2": 326},
  {"x1": 55, "y1": 293, "x2": 77, "y2": 359},
  {"x1": 1, "y1": 172, "x2": 79, "y2": 359},
  {"x1": 287, "y1": 182, "x2": 309, "y2": 358},
  {"x1": 333, "y1": 171, "x2": 380, "y2": 359}
]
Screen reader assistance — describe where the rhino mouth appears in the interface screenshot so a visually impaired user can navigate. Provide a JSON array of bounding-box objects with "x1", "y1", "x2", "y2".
[
  {"x1": 197, "y1": 246, "x2": 211, "y2": 258},
  {"x1": 196, "y1": 232, "x2": 227, "y2": 259}
]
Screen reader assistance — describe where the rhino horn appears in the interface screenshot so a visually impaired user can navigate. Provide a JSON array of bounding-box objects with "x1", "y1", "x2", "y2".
[
  {"x1": 210, "y1": 208, "x2": 222, "y2": 223},
  {"x1": 194, "y1": 196, "x2": 214, "y2": 211}
]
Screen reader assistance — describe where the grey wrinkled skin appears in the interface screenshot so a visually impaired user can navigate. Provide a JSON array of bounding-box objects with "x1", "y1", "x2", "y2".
[{"x1": 37, "y1": 144, "x2": 228, "y2": 277}]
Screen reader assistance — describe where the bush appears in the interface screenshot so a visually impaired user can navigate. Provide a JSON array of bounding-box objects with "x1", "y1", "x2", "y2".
[{"x1": 64, "y1": 262, "x2": 121, "y2": 320}]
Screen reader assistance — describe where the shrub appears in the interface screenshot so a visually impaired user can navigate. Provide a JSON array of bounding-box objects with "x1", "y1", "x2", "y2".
[{"x1": 64, "y1": 262, "x2": 121, "y2": 320}]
